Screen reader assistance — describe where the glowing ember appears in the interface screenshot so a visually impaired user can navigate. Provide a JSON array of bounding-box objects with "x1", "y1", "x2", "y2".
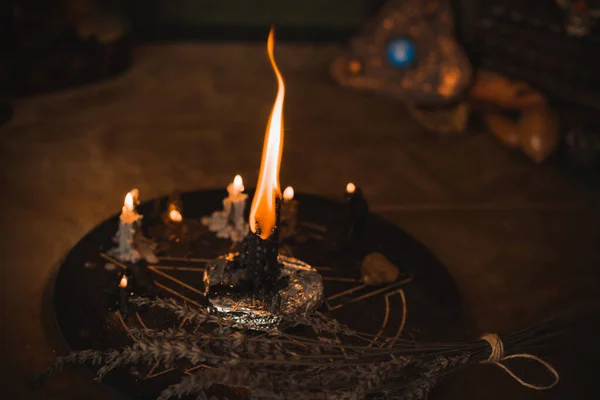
[
  {"x1": 119, "y1": 275, "x2": 128, "y2": 288},
  {"x1": 346, "y1": 182, "x2": 356, "y2": 194},
  {"x1": 169, "y1": 208, "x2": 182, "y2": 222},
  {"x1": 249, "y1": 27, "x2": 286, "y2": 239},
  {"x1": 283, "y1": 186, "x2": 294, "y2": 201}
]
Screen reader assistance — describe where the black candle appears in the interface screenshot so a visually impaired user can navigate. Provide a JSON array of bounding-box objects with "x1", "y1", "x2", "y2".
[
  {"x1": 204, "y1": 193, "x2": 322, "y2": 331},
  {"x1": 279, "y1": 186, "x2": 298, "y2": 242},
  {"x1": 239, "y1": 196, "x2": 282, "y2": 289},
  {"x1": 218, "y1": 27, "x2": 285, "y2": 293},
  {"x1": 201, "y1": 29, "x2": 324, "y2": 330},
  {"x1": 343, "y1": 182, "x2": 369, "y2": 244},
  {"x1": 117, "y1": 270, "x2": 132, "y2": 316}
]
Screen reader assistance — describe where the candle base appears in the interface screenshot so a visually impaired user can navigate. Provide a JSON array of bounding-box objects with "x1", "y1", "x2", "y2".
[
  {"x1": 203, "y1": 254, "x2": 323, "y2": 330},
  {"x1": 202, "y1": 189, "x2": 249, "y2": 243},
  {"x1": 109, "y1": 228, "x2": 159, "y2": 264},
  {"x1": 109, "y1": 247, "x2": 142, "y2": 263},
  {"x1": 201, "y1": 213, "x2": 249, "y2": 243}
]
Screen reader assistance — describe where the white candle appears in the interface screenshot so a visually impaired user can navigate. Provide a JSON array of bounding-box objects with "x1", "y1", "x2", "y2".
[
  {"x1": 228, "y1": 175, "x2": 248, "y2": 230},
  {"x1": 202, "y1": 175, "x2": 249, "y2": 242},
  {"x1": 113, "y1": 190, "x2": 142, "y2": 262}
]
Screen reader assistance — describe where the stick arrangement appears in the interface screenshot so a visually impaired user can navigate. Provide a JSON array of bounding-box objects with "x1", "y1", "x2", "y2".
[{"x1": 39, "y1": 296, "x2": 561, "y2": 400}]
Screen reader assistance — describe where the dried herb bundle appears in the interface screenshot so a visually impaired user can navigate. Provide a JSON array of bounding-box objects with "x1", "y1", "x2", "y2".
[{"x1": 40, "y1": 296, "x2": 563, "y2": 400}]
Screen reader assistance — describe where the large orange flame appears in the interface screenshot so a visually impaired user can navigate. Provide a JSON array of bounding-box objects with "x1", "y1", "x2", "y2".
[{"x1": 249, "y1": 27, "x2": 285, "y2": 239}]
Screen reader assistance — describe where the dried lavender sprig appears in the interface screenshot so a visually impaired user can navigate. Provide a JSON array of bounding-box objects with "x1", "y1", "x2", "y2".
[
  {"x1": 130, "y1": 297, "x2": 216, "y2": 326},
  {"x1": 283, "y1": 311, "x2": 358, "y2": 337},
  {"x1": 96, "y1": 338, "x2": 237, "y2": 379},
  {"x1": 158, "y1": 367, "x2": 278, "y2": 400},
  {"x1": 133, "y1": 296, "x2": 361, "y2": 340},
  {"x1": 41, "y1": 295, "x2": 566, "y2": 399},
  {"x1": 129, "y1": 328, "x2": 195, "y2": 341},
  {"x1": 128, "y1": 328, "x2": 374, "y2": 366},
  {"x1": 34, "y1": 349, "x2": 105, "y2": 386},
  {"x1": 396, "y1": 353, "x2": 471, "y2": 400}
]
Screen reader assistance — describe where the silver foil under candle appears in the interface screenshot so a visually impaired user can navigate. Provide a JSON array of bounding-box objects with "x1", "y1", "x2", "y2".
[{"x1": 203, "y1": 254, "x2": 323, "y2": 330}]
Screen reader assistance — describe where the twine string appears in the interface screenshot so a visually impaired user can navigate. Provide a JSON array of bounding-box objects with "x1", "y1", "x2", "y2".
[{"x1": 480, "y1": 333, "x2": 560, "y2": 390}]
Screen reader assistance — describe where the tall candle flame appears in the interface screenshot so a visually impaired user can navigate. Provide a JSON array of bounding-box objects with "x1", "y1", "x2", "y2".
[{"x1": 249, "y1": 27, "x2": 286, "y2": 239}]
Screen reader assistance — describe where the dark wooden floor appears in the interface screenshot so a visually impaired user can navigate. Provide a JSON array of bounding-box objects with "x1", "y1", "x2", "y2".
[{"x1": 1, "y1": 42, "x2": 599, "y2": 399}]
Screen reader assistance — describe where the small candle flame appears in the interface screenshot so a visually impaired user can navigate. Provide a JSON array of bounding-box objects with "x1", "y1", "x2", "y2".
[
  {"x1": 249, "y1": 27, "x2": 286, "y2": 239},
  {"x1": 119, "y1": 275, "x2": 128, "y2": 288},
  {"x1": 283, "y1": 186, "x2": 294, "y2": 201},
  {"x1": 233, "y1": 174, "x2": 245, "y2": 194},
  {"x1": 169, "y1": 208, "x2": 182, "y2": 222},
  {"x1": 124, "y1": 192, "x2": 135, "y2": 212},
  {"x1": 346, "y1": 182, "x2": 356, "y2": 194}
]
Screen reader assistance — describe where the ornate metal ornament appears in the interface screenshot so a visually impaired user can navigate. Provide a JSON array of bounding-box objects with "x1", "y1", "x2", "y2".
[{"x1": 331, "y1": 0, "x2": 472, "y2": 106}]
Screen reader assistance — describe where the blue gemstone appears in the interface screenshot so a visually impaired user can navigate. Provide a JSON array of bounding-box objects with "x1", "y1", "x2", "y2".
[{"x1": 386, "y1": 38, "x2": 416, "y2": 68}]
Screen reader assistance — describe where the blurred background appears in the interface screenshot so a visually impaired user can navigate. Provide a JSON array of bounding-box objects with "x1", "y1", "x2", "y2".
[
  {"x1": 1, "y1": 1, "x2": 599, "y2": 399},
  {"x1": 2, "y1": 0, "x2": 600, "y2": 168}
]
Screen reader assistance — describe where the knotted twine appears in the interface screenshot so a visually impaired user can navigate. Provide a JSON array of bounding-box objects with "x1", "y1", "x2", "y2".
[{"x1": 480, "y1": 333, "x2": 560, "y2": 390}]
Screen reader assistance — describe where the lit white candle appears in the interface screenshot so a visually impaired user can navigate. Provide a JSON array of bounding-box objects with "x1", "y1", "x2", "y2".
[
  {"x1": 110, "y1": 189, "x2": 158, "y2": 263},
  {"x1": 112, "y1": 189, "x2": 142, "y2": 262},
  {"x1": 228, "y1": 175, "x2": 248, "y2": 230},
  {"x1": 202, "y1": 175, "x2": 249, "y2": 242}
]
